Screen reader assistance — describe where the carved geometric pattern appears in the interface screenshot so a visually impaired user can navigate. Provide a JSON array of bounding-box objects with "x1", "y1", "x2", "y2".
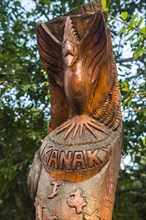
[
  {"x1": 83, "y1": 209, "x2": 100, "y2": 220},
  {"x1": 43, "y1": 210, "x2": 58, "y2": 220},
  {"x1": 35, "y1": 197, "x2": 58, "y2": 220},
  {"x1": 67, "y1": 188, "x2": 87, "y2": 214},
  {"x1": 47, "y1": 181, "x2": 62, "y2": 199}
]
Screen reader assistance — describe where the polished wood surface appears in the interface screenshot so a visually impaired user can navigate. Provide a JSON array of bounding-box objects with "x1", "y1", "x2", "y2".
[{"x1": 28, "y1": 1, "x2": 122, "y2": 219}]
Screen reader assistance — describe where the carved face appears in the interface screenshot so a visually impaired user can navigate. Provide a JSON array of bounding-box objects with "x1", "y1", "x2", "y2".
[{"x1": 63, "y1": 40, "x2": 78, "y2": 67}]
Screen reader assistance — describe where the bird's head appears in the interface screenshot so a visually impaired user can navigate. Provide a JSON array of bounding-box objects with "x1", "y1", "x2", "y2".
[
  {"x1": 63, "y1": 39, "x2": 79, "y2": 67},
  {"x1": 62, "y1": 16, "x2": 80, "y2": 68}
]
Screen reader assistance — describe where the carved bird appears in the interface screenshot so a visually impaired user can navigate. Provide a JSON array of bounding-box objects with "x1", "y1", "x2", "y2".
[
  {"x1": 37, "y1": 7, "x2": 122, "y2": 139},
  {"x1": 28, "y1": 1, "x2": 122, "y2": 204}
]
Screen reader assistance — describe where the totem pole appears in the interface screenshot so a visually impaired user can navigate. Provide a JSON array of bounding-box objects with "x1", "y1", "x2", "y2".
[{"x1": 28, "y1": 1, "x2": 122, "y2": 220}]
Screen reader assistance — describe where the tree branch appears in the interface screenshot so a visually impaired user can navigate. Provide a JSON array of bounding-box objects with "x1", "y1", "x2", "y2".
[
  {"x1": 108, "y1": 13, "x2": 143, "y2": 33},
  {"x1": 116, "y1": 54, "x2": 145, "y2": 63},
  {"x1": 116, "y1": 58, "x2": 134, "y2": 63}
]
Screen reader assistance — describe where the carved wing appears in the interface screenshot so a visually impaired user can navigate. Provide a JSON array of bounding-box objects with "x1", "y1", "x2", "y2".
[
  {"x1": 37, "y1": 23, "x2": 70, "y2": 132},
  {"x1": 79, "y1": 11, "x2": 121, "y2": 131},
  {"x1": 80, "y1": 11, "x2": 108, "y2": 84},
  {"x1": 37, "y1": 23, "x2": 64, "y2": 87}
]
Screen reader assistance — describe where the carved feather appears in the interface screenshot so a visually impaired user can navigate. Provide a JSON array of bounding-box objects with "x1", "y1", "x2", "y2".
[
  {"x1": 37, "y1": 23, "x2": 71, "y2": 132},
  {"x1": 66, "y1": 1, "x2": 102, "y2": 16},
  {"x1": 80, "y1": 12, "x2": 107, "y2": 83},
  {"x1": 37, "y1": 23, "x2": 64, "y2": 87}
]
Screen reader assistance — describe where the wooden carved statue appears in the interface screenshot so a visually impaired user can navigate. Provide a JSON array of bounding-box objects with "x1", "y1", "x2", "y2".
[{"x1": 28, "y1": 1, "x2": 122, "y2": 220}]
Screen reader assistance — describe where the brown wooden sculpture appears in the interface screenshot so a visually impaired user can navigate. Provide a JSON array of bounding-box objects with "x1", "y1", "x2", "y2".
[{"x1": 28, "y1": 1, "x2": 122, "y2": 220}]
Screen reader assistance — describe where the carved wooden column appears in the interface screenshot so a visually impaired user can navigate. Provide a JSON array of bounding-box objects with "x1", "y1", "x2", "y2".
[{"x1": 28, "y1": 1, "x2": 122, "y2": 220}]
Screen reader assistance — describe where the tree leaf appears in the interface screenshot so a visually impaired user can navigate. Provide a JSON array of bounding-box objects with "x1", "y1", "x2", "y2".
[
  {"x1": 134, "y1": 48, "x2": 145, "y2": 60},
  {"x1": 121, "y1": 11, "x2": 128, "y2": 20},
  {"x1": 141, "y1": 26, "x2": 146, "y2": 34},
  {"x1": 137, "y1": 18, "x2": 143, "y2": 27},
  {"x1": 102, "y1": 0, "x2": 108, "y2": 12}
]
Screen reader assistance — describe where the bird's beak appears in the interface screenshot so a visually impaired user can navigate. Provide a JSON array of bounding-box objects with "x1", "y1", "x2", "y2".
[
  {"x1": 63, "y1": 40, "x2": 78, "y2": 67},
  {"x1": 64, "y1": 51, "x2": 76, "y2": 67}
]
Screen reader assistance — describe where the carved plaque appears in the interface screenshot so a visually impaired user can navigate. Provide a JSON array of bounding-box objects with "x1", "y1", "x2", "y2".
[{"x1": 28, "y1": 1, "x2": 122, "y2": 220}]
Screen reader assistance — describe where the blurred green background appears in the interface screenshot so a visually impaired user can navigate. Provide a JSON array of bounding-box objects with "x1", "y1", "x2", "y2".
[{"x1": 0, "y1": 0, "x2": 146, "y2": 219}]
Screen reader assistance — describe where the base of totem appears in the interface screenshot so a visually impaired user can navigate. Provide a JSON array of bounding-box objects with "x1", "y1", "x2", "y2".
[{"x1": 28, "y1": 124, "x2": 122, "y2": 220}]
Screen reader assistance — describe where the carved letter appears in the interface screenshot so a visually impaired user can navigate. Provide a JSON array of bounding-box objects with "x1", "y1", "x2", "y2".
[
  {"x1": 86, "y1": 149, "x2": 101, "y2": 168},
  {"x1": 41, "y1": 145, "x2": 53, "y2": 162},
  {"x1": 48, "y1": 150, "x2": 59, "y2": 169},
  {"x1": 72, "y1": 151, "x2": 86, "y2": 170},
  {"x1": 59, "y1": 151, "x2": 73, "y2": 170}
]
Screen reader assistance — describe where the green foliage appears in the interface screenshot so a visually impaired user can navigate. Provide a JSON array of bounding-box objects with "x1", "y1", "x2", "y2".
[
  {"x1": 118, "y1": 14, "x2": 146, "y2": 60},
  {"x1": 0, "y1": 0, "x2": 145, "y2": 219},
  {"x1": 121, "y1": 11, "x2": 128, "y2": 20},
  {"x1": 102, "y1": 0, "x2": 108, "y2": 12}
]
